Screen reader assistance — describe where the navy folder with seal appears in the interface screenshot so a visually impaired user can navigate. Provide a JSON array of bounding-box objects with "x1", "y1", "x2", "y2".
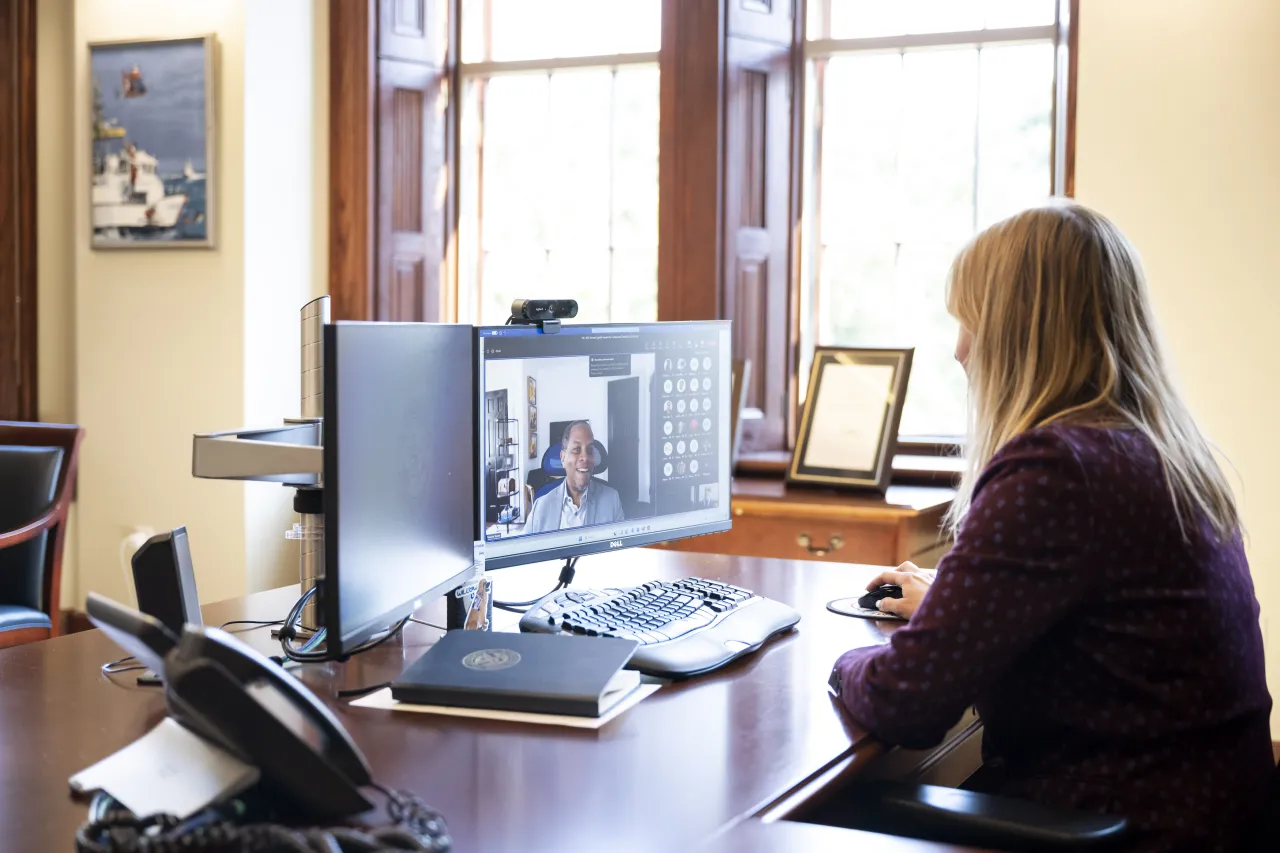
[{"x1": 390, "y1": 630, "x2": 641, "y2": 717}]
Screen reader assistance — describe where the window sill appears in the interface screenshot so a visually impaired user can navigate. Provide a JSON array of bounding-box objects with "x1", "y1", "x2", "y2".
[{"x1": 735, "y1": 447, "x2": 964, "y2": 487}]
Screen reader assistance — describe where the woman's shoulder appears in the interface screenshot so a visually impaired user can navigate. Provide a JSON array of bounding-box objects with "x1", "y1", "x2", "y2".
[{"x1": 981, "y1": 424, "x2": 1151, "y2": 490}]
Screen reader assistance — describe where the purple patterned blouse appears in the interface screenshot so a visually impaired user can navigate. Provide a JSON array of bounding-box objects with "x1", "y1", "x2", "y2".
[{"x1": 833, "y1": 425, "x2": 1274, "y2": 852}]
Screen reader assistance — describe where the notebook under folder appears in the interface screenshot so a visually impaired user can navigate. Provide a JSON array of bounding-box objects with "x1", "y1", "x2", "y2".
[{"x1": 391, "y1": 631, "x2": 641, "y2": 718}]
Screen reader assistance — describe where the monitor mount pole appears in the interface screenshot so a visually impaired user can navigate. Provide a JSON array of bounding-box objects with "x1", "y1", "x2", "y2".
[{"x1": 191, "y1": 296, "x2": 329, "y2": 636}]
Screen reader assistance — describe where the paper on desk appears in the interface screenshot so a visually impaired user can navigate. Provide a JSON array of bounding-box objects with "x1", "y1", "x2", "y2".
[
  {"x1": 350, "y1": 681, "x2": 662, "y2": 729},
  {"x1": 69, "y1": 717, "x2": 260, "y2": 818}
]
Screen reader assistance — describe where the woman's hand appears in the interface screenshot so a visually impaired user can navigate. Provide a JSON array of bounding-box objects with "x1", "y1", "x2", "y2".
[{"x1": 866, "y1": 562, "x2": 936, "y2": 619}]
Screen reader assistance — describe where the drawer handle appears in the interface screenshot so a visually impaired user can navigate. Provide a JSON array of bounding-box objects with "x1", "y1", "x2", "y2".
[{"x1": 797, "y1": 533, "x2": 844, "y2": 557}]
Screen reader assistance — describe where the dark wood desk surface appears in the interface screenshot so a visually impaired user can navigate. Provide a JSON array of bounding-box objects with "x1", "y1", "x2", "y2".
[
  {"x1": 697, "y1": 820, "x2": 993, "y2": 852},
  {"x1": 0, "y1": 550, "x2": 941, "y2": 852}
]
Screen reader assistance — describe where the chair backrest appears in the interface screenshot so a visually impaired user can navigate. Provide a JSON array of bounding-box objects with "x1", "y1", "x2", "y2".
[
  {"x1": 0, "y1": 447, "x2": 64, "y2": 610},
  {"x1": 0, "y1": 422, "x2": 84, "y2": 621},
  {"x1": 531, "y1": 439, "x2": 610, "y2": 500},
  {"x1": 1241, "y1": 756, "x2": 1280, "y2": 852}
]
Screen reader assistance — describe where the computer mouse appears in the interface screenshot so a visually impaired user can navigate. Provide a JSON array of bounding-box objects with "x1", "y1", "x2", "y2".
[{"x1": 857, "y1": 584, "x2": 903, "y2": 611}]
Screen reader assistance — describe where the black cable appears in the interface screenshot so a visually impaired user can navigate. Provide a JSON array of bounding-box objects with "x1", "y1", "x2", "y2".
[
  {"x1": 76, "y1": 784, "x2": 452, "y2": 852},
  {"x1": 280, "y1": 588, "x2": 413, "y2": 664},
  {"x1": 493, "y1": 557, "x2": 578, "y2": 611},
  {"x1": 220, "y1": 619, "x2": 285, "y2": 632},
  {"x1": 336, "y1": 681, "x2": 391, "y2": 699},
  {"x1": 101, "y1": 654, "x2": 147, "y2": 676}
]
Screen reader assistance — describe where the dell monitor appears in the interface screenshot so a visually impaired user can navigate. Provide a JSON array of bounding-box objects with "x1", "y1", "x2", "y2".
[
  {"x1": 476, "y1": 320, "x2": 733, "y2": 570},
  {"x1": 321, "y1": 321, "x2": 479, "y2": 657}
]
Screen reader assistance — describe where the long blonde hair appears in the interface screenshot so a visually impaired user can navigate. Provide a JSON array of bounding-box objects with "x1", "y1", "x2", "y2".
[{"x1": 944, "y1": 200, "x2": 1238, "y2": 541}]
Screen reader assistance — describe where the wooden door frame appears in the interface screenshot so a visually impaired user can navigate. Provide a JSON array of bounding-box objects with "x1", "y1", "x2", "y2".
[
  {"x1": 0, "y1": 0, "x2": 38, "y2": 421},
  {"x1": 328, "y1": 0, "x2": 377, "y2": 321}
]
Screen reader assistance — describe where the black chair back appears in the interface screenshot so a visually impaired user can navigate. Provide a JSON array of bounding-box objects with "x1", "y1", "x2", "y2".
[
  {"x1": 1241, "y1": 757, "x2": 1280, "y2": 851},
  {"x1": 0, "y1": 446, "x2": 65, "y2": 611}
]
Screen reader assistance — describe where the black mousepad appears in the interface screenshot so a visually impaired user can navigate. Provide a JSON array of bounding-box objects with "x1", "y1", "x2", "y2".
[{"x1": 826, "y1": 597, "x2": 907, "y2": 622}]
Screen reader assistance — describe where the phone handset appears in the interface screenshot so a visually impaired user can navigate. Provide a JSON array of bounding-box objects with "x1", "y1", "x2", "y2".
[{"x1": 76, "y1": 597, "x2": 453, "y2": 851}]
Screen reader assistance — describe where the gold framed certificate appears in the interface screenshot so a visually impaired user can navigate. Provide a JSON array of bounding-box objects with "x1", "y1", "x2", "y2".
[{"x1": 788, "y1": 347, "x2": 913, "y2": 493}]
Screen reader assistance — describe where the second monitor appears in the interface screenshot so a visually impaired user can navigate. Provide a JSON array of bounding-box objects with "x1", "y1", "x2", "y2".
[{"x1": 478, "y1": 321, "x2": 732, "y2": 570}]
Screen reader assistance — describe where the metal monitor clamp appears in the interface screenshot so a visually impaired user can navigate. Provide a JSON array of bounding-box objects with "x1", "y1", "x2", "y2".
[{"x1": 192, "y1": 296, "x2": 329, "y2": 630}]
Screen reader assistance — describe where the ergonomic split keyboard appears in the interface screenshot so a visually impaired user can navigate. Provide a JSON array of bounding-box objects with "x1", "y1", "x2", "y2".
[{"x1": 517, "y1": 577, "x2": 800, "y2": 678}]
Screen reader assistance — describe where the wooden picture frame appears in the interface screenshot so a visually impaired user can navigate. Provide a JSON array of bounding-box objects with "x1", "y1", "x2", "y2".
[
  {"x1": 89, "y1": 34, "x2": 215, "y2": 249},
  {"x1": 729, "y1": 358, "x2": 751, "y2": 469},
  {"x1": 788, "y1": 347, "x2": 913, "y2": 493}
]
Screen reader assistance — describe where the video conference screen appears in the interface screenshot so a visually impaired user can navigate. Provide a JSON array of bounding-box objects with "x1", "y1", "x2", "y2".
[{"x1": 477, "y1": 321, "x2": 733, "y2": 569}]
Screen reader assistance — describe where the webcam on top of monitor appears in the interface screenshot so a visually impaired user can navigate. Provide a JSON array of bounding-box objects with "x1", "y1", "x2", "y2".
[{"x1": 508, "y1": 299, "x2": 578, "y2": 333}]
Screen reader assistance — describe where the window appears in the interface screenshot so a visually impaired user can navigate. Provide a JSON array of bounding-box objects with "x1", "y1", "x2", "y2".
[
  {"x1": 800, "y1": 0, "x2": 1068, "y2": 439},
  {"x1": 457, "y1": 0, "x2": 662, "y2": 326}
]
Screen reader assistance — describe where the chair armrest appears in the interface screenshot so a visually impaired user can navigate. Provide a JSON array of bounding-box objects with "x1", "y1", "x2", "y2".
[
  {"x1": 852, "y1": 782, "x2": 1128, "y2": 852},
  {"x1": 0, "y1": 510, "x2": 62, "y2": 550}
]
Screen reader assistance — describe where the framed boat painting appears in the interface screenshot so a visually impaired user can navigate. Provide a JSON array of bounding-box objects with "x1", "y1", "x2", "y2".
[{"x1": 89, "y1": 35, "x2": 215, "y2": 249}]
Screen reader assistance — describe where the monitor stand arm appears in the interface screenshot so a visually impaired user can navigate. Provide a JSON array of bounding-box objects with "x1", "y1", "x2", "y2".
[{"x1": 191, "y1": 296, "x2": 330, "y2": 633}]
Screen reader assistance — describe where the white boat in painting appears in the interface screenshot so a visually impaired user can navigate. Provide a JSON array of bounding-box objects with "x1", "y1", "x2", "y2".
[
  {"x1": 92, "y1": 144, "x2": 187, "y2": 233},
  {"x1": 183, "y1": 159, "x2": 204, "y2": 181},
  {"x1": 90, "y1": 78, "x2": 187, "y2": 239}
]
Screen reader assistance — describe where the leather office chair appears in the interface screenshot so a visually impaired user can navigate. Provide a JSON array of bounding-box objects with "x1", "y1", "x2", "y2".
[
  {"x1": 528, "y1": 439, "x2": 610, "y2": 501},
  {"x1": 831, "y1": 755, "x2": 1280, "y2": 852},
  {"x1": 0, "y1": 422, "x2": 83, "y2": 648},
  {"x1": 838, "y1": 780, "x2": 1129, "y2": 851}
]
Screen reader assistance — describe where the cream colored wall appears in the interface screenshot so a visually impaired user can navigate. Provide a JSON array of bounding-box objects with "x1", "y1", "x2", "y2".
[
  {"x1": 73, "y1": 0, "x2": 249, "y2": 607},
  {"x1": 1075, "y1": 0, "x2": 1280, "y2": 733},
  {"x1": 57, "y1": 0, "x2": 329, "y2": 608},
  {"x1": 36, "y1": 0, "x2": 78, "y2": 608},
  {"x1": 242, "y1": 0, "x2": 325, "y2": 594}
]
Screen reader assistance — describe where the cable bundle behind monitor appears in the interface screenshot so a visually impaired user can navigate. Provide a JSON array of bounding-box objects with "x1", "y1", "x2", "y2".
[
  {"x1": 493, "y1": 557, "x2": 578, "y2": 614},
  {"x1": 277, "y1": 587, "x2": 412, "y2": 664}
]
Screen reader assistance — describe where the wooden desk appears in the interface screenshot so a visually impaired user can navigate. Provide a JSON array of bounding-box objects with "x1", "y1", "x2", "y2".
[
  {"x1": 655, "y1": 478, "x2": 955, "y2": 568},
  {"x1": 697, "y1": 820, "x2": 993, "y2": 852},
  {"x1": 0, "y1": 551, "x2": 966, "y2": 852}
]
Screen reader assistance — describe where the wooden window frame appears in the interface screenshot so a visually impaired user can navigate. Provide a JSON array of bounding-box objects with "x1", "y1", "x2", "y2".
[
  {"x1": 0, "y1": 0, "x2": 38, "y2": 421},
  {"x1": 762, "y1": 0, "x2": 1079, "y2": 471},
  {"x1": 457, "y1": 46, "x2": 660, "y2": 325},
  {"x1": 328, "y1": 0, "x2": 1077, "y2": 484}
]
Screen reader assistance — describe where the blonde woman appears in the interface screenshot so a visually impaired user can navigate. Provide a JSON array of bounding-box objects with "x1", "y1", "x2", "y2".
[{"x1": 829, "y1": 202, "x2": 1273, "y2": 853}]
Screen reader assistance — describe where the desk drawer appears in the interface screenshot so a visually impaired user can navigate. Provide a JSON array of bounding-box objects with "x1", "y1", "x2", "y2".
[{"x1": 660, "y1": 514, "x2": 900, "y2": 565}]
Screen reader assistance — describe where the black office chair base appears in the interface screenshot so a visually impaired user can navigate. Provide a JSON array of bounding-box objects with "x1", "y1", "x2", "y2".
[{"x1": 824, "y1": 782, "x2": 1129, "y2": 853}]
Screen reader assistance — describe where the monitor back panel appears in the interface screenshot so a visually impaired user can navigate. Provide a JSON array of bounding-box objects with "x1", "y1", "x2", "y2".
[{"x1": 323, "y1": 322, "x2": 477, "y2": 655}]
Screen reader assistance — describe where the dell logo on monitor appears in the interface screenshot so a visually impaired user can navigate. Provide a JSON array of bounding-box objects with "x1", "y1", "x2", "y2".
[{"x1": 609, "y1": 540, "x2": 625, "y2": 549}]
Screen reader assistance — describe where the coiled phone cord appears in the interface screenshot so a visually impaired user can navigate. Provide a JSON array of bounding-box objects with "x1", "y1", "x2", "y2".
[{"x1": 75, "y1": 786, "x2": 450, "y2": 853}]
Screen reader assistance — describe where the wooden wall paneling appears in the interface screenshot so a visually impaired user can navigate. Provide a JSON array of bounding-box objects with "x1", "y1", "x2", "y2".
[
  {"x1": 329, "y1": 0, "x2": 377, "y2": 321},
  {"x1": 376, "y1": 0, "x2": 452, "y2": 322},
  {"x1": 785, "y1": 1, "x2": 807, "y2": 449},
  {"x1": 1063, "y1": 0, "x2": 1079, "y2": 198},
  {"x1": 379, "y1": 0, "x2": 448, "y2": 65},
  {"x1": 376, "y1": 60, "x2": 447, "y2": 321},
  {"x1": 722, "y1": 23, "x2": 795, "y2": 452},
  {"x1": 1050, "y1": 0, "x2": 1079, "y2": 198},
  {"x1": 657, "y1": 0, "x2": 724, "y2": 323},
  {"x1": 331, "y1": 0, "x2": 454, "y2": 322},
  {"x1": 0, "y1": 0, "x2": 38, "y2": 421},
  {"x1": 726, "y1": 0, "x2": 793, "y2": 41}
]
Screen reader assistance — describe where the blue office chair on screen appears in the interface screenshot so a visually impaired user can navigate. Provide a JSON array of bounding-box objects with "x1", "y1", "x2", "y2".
[{"x1": 527, "y1": 439, "x2": 609, "y2": 501}]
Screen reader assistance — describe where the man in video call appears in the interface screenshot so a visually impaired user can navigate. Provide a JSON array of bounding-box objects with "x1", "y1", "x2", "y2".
[{"x1": 526, "y1": 420, "x2": 626, "y2": 533}]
